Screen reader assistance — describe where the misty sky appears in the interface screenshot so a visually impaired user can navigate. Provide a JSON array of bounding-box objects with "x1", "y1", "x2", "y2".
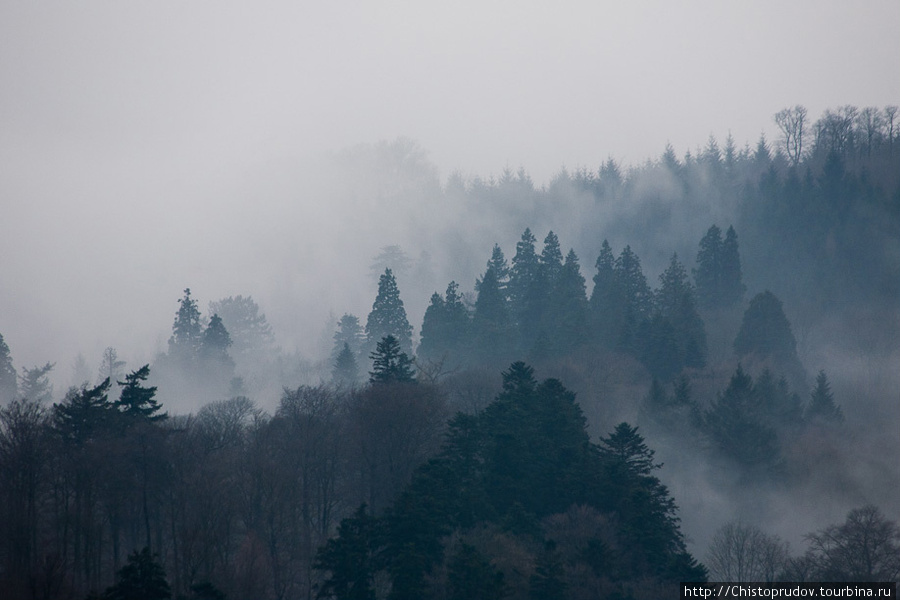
[{"x1": 1, "y1": 1, "x2": 898, "y2": 384}]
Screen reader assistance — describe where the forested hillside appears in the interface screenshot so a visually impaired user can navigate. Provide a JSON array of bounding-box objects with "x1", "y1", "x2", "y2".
[{"x1": 1, "y1": 106, "x2": 898, "y2": 599}]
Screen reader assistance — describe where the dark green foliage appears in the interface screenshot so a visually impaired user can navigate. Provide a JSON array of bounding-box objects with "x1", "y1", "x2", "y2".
[
  {"x1": 613, "y1": 245, "x2": 652, "y2": 352},
  {"x1": 485, "y1": 244, "x2": 510, "y2": 297},
  {"x1": 509, "y1": 228, "x2": 545, "y2": 352},
  {"x1": 540, "y1": 231, "x2": 564, "y2": 283},
  {"x1": 315, "y1": 505, "x2": 381, "y2": 600},
  {"x1": 102, "y1": 547, "x2": 171, "y2": 600},
  {"x1": 721, "y1": 226, "x2": 746, "y2": 306},
  {"x1": 590, "y1": 240, "x2": 620, "y2": 347},
  {"x1": 366, "y1": 269, "x2": 413, "y2": 354},
  {"x1": 806, "y1": 370, "x2": 843, "y2": 424},
  {"x1": 694, "y1": 225, "x2": 745, "y2": 309},
  {"x1": 418, "y1": 281, "x2": 470, "y2": 367},
  {"x1": 734, "y1": 291, "x2": 804, "y2": 382},
  {"x1": 704, "y1": 365, "x2": 780, "y2": 470},
  {"x1": 187, "y1": 581, "x2": 226, "y2": 600},
  {"x1": 200, "y1": 314, "x2": 233, "y2": 363},
  {"x1": 19, "y1": 362, "x2": 54, "y2": 404},
  {"x1": 544, "y1": 249, "x2": 589, "y2": 356},
  {"x1": 753, "y1": 368, "x2": 803, "y2": 428},
  {"x1": 0, "y1": 333, "x2": 17, "y2": 403},
  {"x1": 168, "y1": 288, "x2": 202, "y2": 363},
  {"x1": 654, "y1": 253, "x2": 707, "y2": 370},
  {"x1": 369, "y1": 335, "x2": 416, "y2": 384},
  {"x1": 472, "y1": 266, "x2": 515, "y2": 364},
  {"x1": 333, "y1": 313, "x2": 366, "y2": 375},
  {"x1": 52, "y1": 379, "x2": 115, "y2": 444},
  {"x1": 597, "y1": 423, "x2": 686, "y2": 573},
  {"x1": 529, "y1": 541, "x2": 567, "y2": 600},
  {"x1": 116, "y1": 365, "x2": 165, "y2": 423},
  {"x1": 448, "y1": 544, "x2": 507, "y2": 600},
  {"x1": 333, "y1": 342, "x2": 361, "y2": 386}
]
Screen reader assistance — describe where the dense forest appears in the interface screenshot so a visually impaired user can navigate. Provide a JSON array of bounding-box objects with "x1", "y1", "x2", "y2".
[{"x1": 1, "y1": 105, "x2": 899, "y2": 599}]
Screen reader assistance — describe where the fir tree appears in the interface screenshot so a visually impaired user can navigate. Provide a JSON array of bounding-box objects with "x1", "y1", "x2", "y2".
[
  {"x1": 208, "y1": 295, "x2": 274, "y2": 358},
  {"x1": 704, "y1": 365, "x2": 780, "y2": 470},
  {"x1": 540, "y1": 231, "x2": 564, "y2": 284},
  {"x1": 471, "y1": 266, "x2": 514, "y2": 364},
  {"x1": 734, "y1": 291, "x2": 804, "y2": 383},
  {"x1": 369, "y1": 335, "x2": 416, "y2": 384},
  {"x1": 529, "y1": 540, "x2": 567, "y2": 600},
  {"x1": 694, "y1": 225, "x2": 724, "y2": 308},
  {"x1": 721, "y1": 226, "x2": 746, "y2": 306},
  {"x1": 333, "y1": 342, "x2": 361, "y2": 386},
  {"x1": 116, "y1": 365, "x2": 165, "y2": 423},
  {"x1": 366, "y1": 269, "x2": 413, "y2": 354},
  {"x1": 546, "y1": 249, "x2": 589, "y2": 356},
  {"x1": 448, "y1": 544, "x2": 506, "y2": 600},
  {"x1": 333, "y1": 313, "x2": 366, "y2": 362},
  {"x1": 614, "y1": 245, "x2": 652, "y2": 351},
  {"x1": 97, "y1": 347, "x2": 126, "y2": 387},
  {"x1": 168, "y1": 288, "x2": 202, "y2": 363},
  {"x1": 590, "y1": 239, "x2": 621, "y2": 348},
  {"x1": 19, "y1": 362, "x2": 54, "y2": 404},
  {"x1": 103, "y1": 547, "x2": 171, "y2": 600},
  {"x1": 0, "y1": 333, "x2": 17, "y2": 403},
  {"x1": 806, "y1": 370, "x2": 843, "y2": 424},
  {"x1": 484, "y1": 244, "x2": 510, "y2": 298},
  {"x1": 199, "y1": 314, "x2": 236, "y2": 385},
  {"x1": 315, "y1": 504, "x2": 381, "y2": 600}
]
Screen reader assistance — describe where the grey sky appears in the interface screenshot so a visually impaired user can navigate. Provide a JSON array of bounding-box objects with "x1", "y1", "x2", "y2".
[{"x1": 1, "y1": 1, "x2": 898, "y2": 379}]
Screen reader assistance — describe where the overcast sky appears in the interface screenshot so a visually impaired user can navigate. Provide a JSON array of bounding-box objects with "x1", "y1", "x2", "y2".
[{"x1": 1, "y1": 1, "x2": 898, "y2": 383}]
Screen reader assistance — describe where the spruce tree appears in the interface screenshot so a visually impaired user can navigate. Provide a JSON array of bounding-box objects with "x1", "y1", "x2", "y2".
[
  {"x1": 471, "y1": 266, "x2": 514, "y2": 364},
  {"x1": 103, "y1": 547, "x2": 171, "y2": 600},
  {"x1": 366, "y1": 269, "x2": 413, "y2": 354},
  {"x1": 116, "y1": 365, "x2": 165, "y2": 423},
  {"x1": 315, "y1": 504, "x2": 380, "y2": 600},
  {"x1": 0, "y1": 333, "x2": 17, "y2": 403},
  {"x1": 806, "y1": 370, "x2": 843, "y2": 424},
  {"x1": 508, "y1": 228, "x2": 541, "y2": 345},
  {"x1": 694, "y1": 225, "x2": 723, "y2": 308},
  {"x1": 333, "y1": 313, "x2": 365, "y2": 362},
  {"x1": 448, "y1": 544, "x2": 506, "y2": 600},
  {"x1": 614, "y1": 245, "x2": 651, "y2": 351},
  {"x1": 721, "y1": 226, "x2": 746, "y2": 306},
  {"x1": 654, "y1": 253, "x2": 707, "y2": 370},
  {"x1": 333, "y1": 342, "x2": 361, "y2": 386},
  {"x1": 485, "y1": 244, "x2": 510, "y2": 298},
  {"x1": 545, "y1": 249, "x2": 589, "y2": 356},
  {"x1": 540, "y1": 231, "x2": 564, "y2": 284},
  {"x1": 734, "y1": 291, "x2": 804, "y2": 383},
  {"x1": 19, "y1": 362, "x2": 54, "y2": 404},
  {"x1": 418, "y1": 292, "x2": 447, "y2": 364},
  {"x1": 590, "y1": 240, "x2": 621, "y2": 348},
  {"x1": 369, "y1": 335, "x2": 416, "y2": 384},
  {"x1": 168, "y1": 288, "x2": 202, "y2": 364}
]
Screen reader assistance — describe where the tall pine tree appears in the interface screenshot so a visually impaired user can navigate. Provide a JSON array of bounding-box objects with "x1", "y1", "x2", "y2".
[{"x1": 366, "y1": 269, "x2": 413, "y2": 355}]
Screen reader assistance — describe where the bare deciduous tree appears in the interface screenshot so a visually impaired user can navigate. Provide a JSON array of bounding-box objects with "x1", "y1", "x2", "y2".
[
  {"x1": 774, "y1": 105, "x2": 808, "y2": 166},
  {"x1": 706, "y1": 520, "x2": 788, "y2": 582}
]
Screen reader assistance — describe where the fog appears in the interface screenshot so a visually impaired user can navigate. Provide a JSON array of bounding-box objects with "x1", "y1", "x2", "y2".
[{"x1": 3, "y1": 1, "x2": 899, "y2": 384}]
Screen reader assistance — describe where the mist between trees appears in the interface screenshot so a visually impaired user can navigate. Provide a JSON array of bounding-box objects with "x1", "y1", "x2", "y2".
[{"x1": 0, "y1": 105, "x2": 898, "y2": 599}]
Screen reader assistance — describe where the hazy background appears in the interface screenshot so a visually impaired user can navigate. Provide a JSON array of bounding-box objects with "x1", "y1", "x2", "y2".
[{"x1": 2, "y1": 0, "x2": 899, "y2": 390}]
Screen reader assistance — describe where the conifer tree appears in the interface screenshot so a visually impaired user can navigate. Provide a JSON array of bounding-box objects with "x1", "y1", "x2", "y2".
[
  {"x1": 168, "y1": 288, "x2": 202, "y2": 364},
  {"x1": 448, "y1": 544, "x2": 506, "y2": 600},
  {"x1": 485, "y1": 244, "x2": 510, "y2": 298},
  {"x1": 704, "y1": 365, "x2": 780, "y2": 469},
  {"x1": 102, "y1": 547, "x2": 171, "y2": 600},
  {"x1": 471, "y1": 266, "x2": 514, "y2": 364},
  {"x1": 97, "y1": 347, "x2": 126, "y2": 386},
  {"x1": 734, "y1": 291, "x2": 804, "y2": 383},
  {"x1": 0, "y1": 333, "x2": 17, "y2": 403},
  {"x1": 590, "y1": 240, "x2": 621, "y2": 348},
  {"x1": 614, "y1": 245, "x2": 652, "y2": 351},
  {"x1": 366, "y1": 269, "x2": 413, "y2": 354},
  {"x1": 529, "y1": 540, "x2": 567, "y2": 600},
  {"x1": 333, "y1": 313, "x2": 366, "y2": 361},
  {"x1": 369, "y1": 335, "x2": 416, "y2": 384},
  {"x1": 315, "y1": 504, "x2": 381, "y2": 600},
  {"x1": 694, "y1": 225, "x2": 724, "y2": 308},
  {"x1": 19, "y1": 362, "x2": 54, "y2": 404},
  {"x1": 333, "y1": 342, "x2": 361, "y2": 386},
  {"x1": 721, "y1": 226, "x2": 746, "y2": 306},
  {"x1": 806, "y1": 370, "x2": 843, "y2": 424},
  {"x1": 116, "y1": 365, "x2": 165, "y2": 423},
  {"x1": 540, "y1": 231, "x2": 564, "y2": 284},
  {"x1": 653, "y1": 253, "x2": 707, "y2": 370},
  {"x1": 545, "y1": 249, "x2": 589, "y2": 356},
  {"x1": 208, "y1": 295, "x2": 274, "y2": 358}
]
